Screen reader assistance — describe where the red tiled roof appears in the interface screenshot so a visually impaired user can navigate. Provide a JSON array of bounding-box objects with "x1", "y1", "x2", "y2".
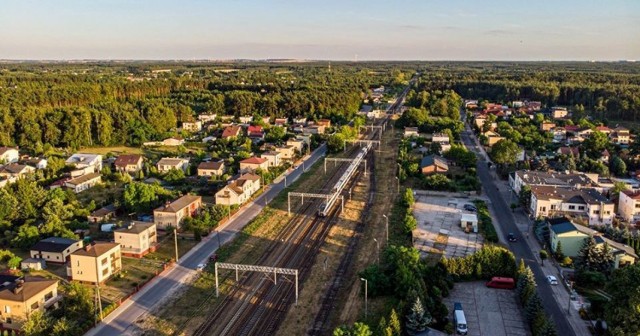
[
  {"x1": 222, "y1": 125, "x2": 242, "y2": 138},
  {"x1": 114, "y1": 154, "x2": 142, "y2": 167},
  {"x1": 240, "y1": 157, "x2": 268, "y2": 165}
]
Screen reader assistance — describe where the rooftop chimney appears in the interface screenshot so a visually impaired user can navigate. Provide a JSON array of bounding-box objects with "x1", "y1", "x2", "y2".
[{"x1": 13, "y1": 279, "x2": 24, "y2": 294}]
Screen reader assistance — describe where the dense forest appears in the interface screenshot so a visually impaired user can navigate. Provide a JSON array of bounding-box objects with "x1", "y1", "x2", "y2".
[
  {"x1": 412, "y1": 62, "x2": 640, "y2": 122},
  {"x1": 0, "y1": 61, "x2": 411, "y2": 151}
]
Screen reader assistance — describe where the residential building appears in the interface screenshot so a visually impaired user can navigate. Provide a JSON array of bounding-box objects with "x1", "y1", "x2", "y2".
[
  {"x1": 65, "y1": 153, "x2": 102, "y2": 173},
  {"x1": 0, "y1": 277, "x2": 61, "y2": 330},
  {"x1": 529, "y1": 186, "x2": 614, "y2": 225},
  {"x1": 482, "y1": 130, "x2": 505, "y2": 146},
  {"x1": 182, "y1": 121, "x2": 202, "y2": 132},
  {"x1": 286, "y1": 139, "x2": 305, "y2": 153},
  {"x1": 29, "y1": 237, "x2": 83, "y2": 264},
  {"x1": 162, "y1": 137, "x2": 185, "y2": 146},
  {"x1": 221, "y1": 125, "x2": 242, "y2": 139},
  {"x1": 261, "y1": 151, "x2": 282, "y2": 167},
  {"x1": 595, "y1": 126, "x2": 612, "y2": 135},
  {"x1": 215, "y1": 173, "x2": 261, "y2": 205},
  {"x1": 23, "y1": 157, "x2": 47, "y2": 170},
  {"x1": 420, "y1": 155, "x2": 448, "y2": 175},
  {"x1": 239, "y1": 157, "x2": 269, "y2": 173},
  {"x1": 156, "y1": 157, "x2": 189, "y2": 173},
  {"x1": 197, "y1": 161, "x2": 225, "y2": 177},
  {"x1": 610, "y1": 126, "x2": 631, "y2": 145},
  {"x1": 275, "y1": 146, "x2": 296, "y2": 160},
  {"x1": 68, "y1": 242, "x2": 122, "y2": 284},
  {"x1": 548, "y1": 217, "x2": 637, "y2": 268},
  {"x1": 114, "y1": 221, "x2": 157, "y2": 258},
  {"x1": 293, "y1": 117, "x2": 307, "y2": 124},
  {"x1": 197, "y1": 114, "x2": 217, "y2": 123},
  {"x1": 247, "y1": 125, "x2": 264, "y2": 138},
  {"x1": 304, "y1": 125, "x2": 325, "y2": 134},
  {"x1": 509, "y1": 170, "x2": 597, "y2": 195},
  {"x1": 114, "y1": 154, "x2": 143, "y2": 174},
  {"x1": 551, "y1": 107, "x2": 568, "y2": 119},
  {"x1": 557, "y1": 146, "x2": 580, "y2": 157},
  {"x1": 64, "y1": 172, "x2": 102, "y2": 193},
  {"x1": 404, "y1": 127, "x2": 419, "y2": 138},
  {"x1": 87, "y1": 204, "x2": 117, "y2": 223},
  {"x1": 540, "y1": 122, "x2": 556, "y2": 131},
  {"x1": 550, "y1": 127, "x2": 566, "y2": 143},
  {"x1": 431, "y1": 133, "x2": 451, "y2": 153},
  {"x1": 153, "y1": 195, "x2": 202, "y2": 230},
  {"x1": 274, "y1": 118, "x2": 288, "y2": 126},
  {"x1": 618, "y1": 189, "x2": 640, "y2": 223},
  {"x1": 0, "y1": 147, "x2": 19, "y2": 164},
  {"x1": 239, "y1": 116, "x2": 252, "y2": 124},
  {"x1": 0, "y1": 164, "x2": 35, "y2": 179}
]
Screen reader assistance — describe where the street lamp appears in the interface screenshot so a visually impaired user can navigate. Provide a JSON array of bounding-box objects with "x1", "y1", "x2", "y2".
[
  {"x1": 382, "y1": 214, "x2": 389, "y2": 242},
  {"x1": 360, "y1": 278, "x2": 368, "y2": 318},
  {"x1": 394, "y1": 176, "x2": 399, "y2": 194},
  {"x1": 374, "y1": 238, "x2": 379, "y2": 265}
]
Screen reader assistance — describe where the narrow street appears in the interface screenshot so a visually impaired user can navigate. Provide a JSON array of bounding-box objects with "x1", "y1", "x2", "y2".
[{"x1": 459, "y1": 122, "x2": 579, "y2": 336}]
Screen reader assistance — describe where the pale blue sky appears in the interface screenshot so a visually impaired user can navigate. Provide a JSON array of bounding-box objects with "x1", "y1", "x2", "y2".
[{"x1": 0, "y1": 0, "x2": 638, "y2": 60}]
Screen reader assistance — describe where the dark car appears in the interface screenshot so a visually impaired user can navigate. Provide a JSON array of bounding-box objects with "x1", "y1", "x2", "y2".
[
  {"x1": 463, "y1": 204, "x2": 477, "y2": 212},
  {"x1": 508, "y1": 233, "x2": 517, "y2": 242},
  {"x1": 209, "y1": 253, "x2": 218, "y2": 262}
]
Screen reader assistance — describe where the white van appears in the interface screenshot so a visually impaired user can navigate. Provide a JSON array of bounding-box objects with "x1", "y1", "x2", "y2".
[{"x1": 454, "y1": 309, "x2": 468, "y2": 335}]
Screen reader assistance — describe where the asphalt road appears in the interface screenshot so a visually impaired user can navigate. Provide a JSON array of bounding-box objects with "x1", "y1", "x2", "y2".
[
  {"x1": 86, "y1": 144, "x2": 327, "y2": 336},
  {"x1": 459, "y1": 127, "x2": 576, "y2": 336}
]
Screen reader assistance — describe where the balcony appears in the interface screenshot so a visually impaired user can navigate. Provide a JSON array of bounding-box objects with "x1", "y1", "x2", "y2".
[{"x1": 43, "y1": 294, "x2": 63, "y2": 309}]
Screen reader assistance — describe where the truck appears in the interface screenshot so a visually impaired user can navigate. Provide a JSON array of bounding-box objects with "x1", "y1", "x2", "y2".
[{"x1": 453, "y1": 302, "x2": 468, "y2": 335}]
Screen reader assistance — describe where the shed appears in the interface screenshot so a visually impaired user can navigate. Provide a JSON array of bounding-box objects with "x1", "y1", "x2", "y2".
[
  {"x1": 460, "y1": 213, "x2": 478, "y2": 233},
  {"x1": 20, "y1": 258, "x2": 46, "y2": 271}
]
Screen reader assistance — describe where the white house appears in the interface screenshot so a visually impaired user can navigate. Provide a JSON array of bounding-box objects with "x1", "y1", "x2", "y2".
[
  {"x1": 215, "y1": 173, "x2": 261, "y2": 206},
  {"x1": 66, "y1": 154, "x2": 102, "y2": 173},
  {"x1": 156, "y1": 158, "x2": 189, "y2": 173},
  {"x1": 529, "y1": 186, "x2": 614, "y2": 225},
  {"x1": 618, "y1": 190, "x2": 640, "y2": 223},
  {"x1": 0, "y1": 147, "x2": 19, "y2": 164},
  {"x1": 64, "y1": 172, "x2": 102, "y2": 193}
]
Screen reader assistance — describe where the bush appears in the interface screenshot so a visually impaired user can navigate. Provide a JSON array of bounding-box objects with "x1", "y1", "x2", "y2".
[
  {"x1": 473, "y1": 200, "x2": 498, "y2": 243},
  {"x1": 575, "y1": 270, "x2": 606, "y2": 288},
  {"x1": 440, "y1": 245, "x2": 516, "y2": 281}
]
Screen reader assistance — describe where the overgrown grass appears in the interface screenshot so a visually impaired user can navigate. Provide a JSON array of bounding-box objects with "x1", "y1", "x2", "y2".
[{"x1": 473, "y1": 200, "x2": 499, "y2": 243}]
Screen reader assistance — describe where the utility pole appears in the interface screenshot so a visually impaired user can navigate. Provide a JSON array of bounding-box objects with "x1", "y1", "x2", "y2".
[
  {"x1": 360, "y1": 278, "x2": 368, "y2": 318},
  {"x1": 174, "y1": 228, "x2": 179, "y2": 263},
  {"x1": 95, "y1": 285, "x2": 103, "y2": 322},
  {"x1": 374, "y1": 238, "x2": 379, "y2": 265},
  {"x1": 383, "y1": 214, "x2": 389, "y2": 242}
]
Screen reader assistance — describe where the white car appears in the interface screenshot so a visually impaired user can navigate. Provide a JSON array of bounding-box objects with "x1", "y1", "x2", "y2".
[
  {"x1": 546, "y1": 275, "x2": 558, "y2": 285},
  {"x1": 196, "y1": 263, "x2": 207, "y2": 271}
]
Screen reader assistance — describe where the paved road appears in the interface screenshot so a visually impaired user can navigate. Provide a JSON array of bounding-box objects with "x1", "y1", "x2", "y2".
[
  {"x1": 86, "y1": 145, "x2": 327, "y2": 336},
  {"x1": 459, "y1": 125, "x2": 576, "y2": 336}
]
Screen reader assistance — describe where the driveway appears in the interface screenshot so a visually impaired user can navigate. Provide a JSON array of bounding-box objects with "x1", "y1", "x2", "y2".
[{"x1": 443, "y1": 281, "x2": 528, "y2": 336}]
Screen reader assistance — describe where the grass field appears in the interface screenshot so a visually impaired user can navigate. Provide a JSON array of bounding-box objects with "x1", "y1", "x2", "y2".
[{"x1": 78, "y1": 146, "x2": 144, "y2": 155}]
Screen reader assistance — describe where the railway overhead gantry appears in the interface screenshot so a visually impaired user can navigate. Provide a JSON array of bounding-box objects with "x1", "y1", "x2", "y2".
[
  {"x1": 359, "y1": 125, "x2": 384, "y2": 139},
  {"x1": 324, "y1": 157, "x2": 367, "y2": 176},
  {"x1": 214, "y1": 262, "x2": 299, "y2": 305}
]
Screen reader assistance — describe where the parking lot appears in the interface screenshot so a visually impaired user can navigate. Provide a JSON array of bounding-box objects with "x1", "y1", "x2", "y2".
[
  {"x1": 412, "y1": 193, "x2": 483, "y2": 258},
  {"x1": 443, "y1": 281, "x2": 528, "y2": 336}
]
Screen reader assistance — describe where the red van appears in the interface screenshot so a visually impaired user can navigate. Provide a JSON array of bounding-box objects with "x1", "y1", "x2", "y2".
[{"x1": 486, "y1": 277, "x2": 515, "y2": 289}]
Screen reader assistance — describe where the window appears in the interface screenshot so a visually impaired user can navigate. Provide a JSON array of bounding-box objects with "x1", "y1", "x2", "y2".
[
  {"x1": 578, "y1": 206, "x2": 585, "y2": 210},
  {"x1": 31, "y1": 302, "x2": 38, "y2": 310},
  {"x1": 594, "y1": 210, "x2": 600, "y2": 215},
  {"x1": 569, "y1": 205, "x2": 575, "y2": 210},
  {"x1": 102, "y1": 268, "x2": 109, "y2": 276},
  {"x1": 4, "y1": 306, "x2": 10, "y2": 314},
  {"x1": 101, "y1": 258, "x2": 107, "y2": 265},
  {"x1": 44, "y1": 292, "x2": 53, "y2": 301},
  {"x1": 56, "y1": 256, "x2": 59, "y2": 260}
]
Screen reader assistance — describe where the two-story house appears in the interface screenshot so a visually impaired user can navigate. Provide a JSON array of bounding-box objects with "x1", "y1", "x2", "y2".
[
  {"x1": 529, "y1": 186, "x2": 614, "y2": 225},
  {"x1": 197, "y1": 161, "x2": 225, "y2": 177},
  {"x1": 610, "y1": 126, "x2": 631, "y2": 145},
  {"x1": 239, "y1": 157, "x2": 269, "y2": 173},
  {"x1": 156, "y1": 158, "x2": 189, "y2": 173},
  {"x1": 260, "y1": 151, "x2": 281, "y2": 167},
  {"x1": 0, "y1": 147, "x2": 19, "y2": 164},
  {"x1": 221, "y1": 125, "x2": 242, "y2": 139},
  {"x1": 0, "y1": 277, "x2": 61, "y2": 330},
  {"x1": 618, "y1": 189, "x2": 640, "y2": 223},
  {"x1": 65, "y1": 153, "x2": 102, "y2": 173},
  {"x1": 153, "y1": 195, "x2": 202, "y2": 230},
  {"x1": 215, "y1": 173, "x2": 261, "y2": 206},
  {"x1": 68, "y1": 242, "x2": 122, "y2": 284},
  {"x1": 114, "y1": 154, "x2": 144, "y2": 174},
  {"x1": 509, "y1": 170, "x2": 597, "y2": 195},
  {"x1": 182, "y1": 121, "x2": 202, "y2": 132},
  {"x1": 114, "y1": 222, "x2": 157, "y2": 258}
]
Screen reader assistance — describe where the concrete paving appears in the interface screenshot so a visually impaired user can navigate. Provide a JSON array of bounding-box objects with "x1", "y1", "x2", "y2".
[
  {"x1": 444, "y1": 281, "x2": 529, "y2": 336},
  {"x1": 412, "y1": 195, "x2": 484, "y2": 259}
]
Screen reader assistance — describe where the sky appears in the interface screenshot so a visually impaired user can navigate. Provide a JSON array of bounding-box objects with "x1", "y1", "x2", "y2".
[{"x1": 0, "y1": 0, "x2": 639, "y2": 61}]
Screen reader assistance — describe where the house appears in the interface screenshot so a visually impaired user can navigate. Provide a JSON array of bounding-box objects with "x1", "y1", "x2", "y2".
[
  {"x1": 482, "y1": 130, "x2": 505, "y2": 146},
  {"x1": 610, "y1": 126, "x2": 631, "y2": 145},
  {"x1": 0, "y1": 277, "x2": 61, "y2": 330},
  {"x1": 87, "y1": 204, "x2": 117, "y2": 223},
  {"x1": 197, "y1": 114, "x2": 217, "y2": 123},
  {"x1": 29, "y1": 237, "x2": 83, "y2": 264},
  {"x1": 182, "y1": 121, "x2": 202, "y2": 132},
  {"x1": 404, "y1": 127, "x2": 419, "y2": 138},
  {"x1": 274, "y1": 118, "x2": 288, "y2": 126},
  {"x1": 286, "y1": 139, "x2": 305, "y2": 153},
  {"x1": 464, "y1": 100, "x2": 479, "y2": 109},
  {"x1": 529, "y1": 186, "x2": 614, "y2": 225},
  {"x1": 595, "y1": 126, "x2": 612, "y2": 135},
  {"x1": 431, "y1": 133, "x2": 451, "y2": 153},
  {"x1": 162, "y1": 137, "x2": 185, "y2": 146},
  {"x1": 156, "y1": 157, "x2": 189, "y2": 173},
  {"x1": 275, "y1": 146, "x2": 296, "y2": 160},
  {"x1": 293, "y1": 117, "x2": 307, "y2": 124},
  {"x1": 420, "y1": 155, "x2": 448, "y2": 175},
  {"x1": 23, "y1": 157, "x2": 47, "y2": 170},
  {"x1": 540, "y1": 122, "x2": 556, "y2": 132},
  {"x1": 599, "y1": 149, "x2": 610, "y2": 164},
  {"x1": 617, "y1": 189, "x2": 640, "y2": 223},
  {"x1": 551, "y1": 107, "x2": 568, "y2": 119},
  {"x1": 114, "y1": 221, "x2": 157, "y2": 258},
  {"x1": 153, "y1": 195, "x2": 202, "y2": 230},
  {"x1": 68, "y1": 242, "x2": 122, "y2": 284},
  {"x1": 247, "y1": 125, "x2": 265, "y2": 140},
  {"x1": 550, "y1": 127, "x2": 566, "y2": 143},
  {"x1": 222, "y1": 125, "x2": 242, "y2": 139},
  {"x1": 461, "y1": 213, "x2": 478, "y2": 233},
  {"x1": 239, "y1": 157, "x2": 269, "y2": 173},
  {"x1": 557, "y1": 146, "x2": 580, "y2": 157},
  {"x1": 114, "y1": 154, "x2": 144, "y2": 174},
  {"x1": 508, "y1": 170, "x2": 597, "y2": 194},
  {"x1": 261, "y1": 151, "x2": 282, "y2": 167},
  {"x1": 239, "y1": 116, "x2": 253, "y2": 124},
  {"x1": 65, "y1": 153, "x2": 102, "y2": 173},
  {"x1": 0, "y1": 164, "x2": 35, "y2": 179},
  {"x1": 316, "y1": 119, "x2": 331, "y2": 127},
  {"x1": 215, "y1": 173, "x2": 261, "y2": 205},
  {"x1": 20, "y1": 258, "x2": 46, "y2": 271},
  {"x1": 197, "y1": 161, "x2": 225, "y2": 177},
  {"x1": 548, "y1": 217, "x2": 637, "y2": 268},
  {"x1": 0, "y1": 147, "x2": 19, "y2": 164},
  {"x1": 64, "y1": 172, "x2": 102, "y2": 193}
]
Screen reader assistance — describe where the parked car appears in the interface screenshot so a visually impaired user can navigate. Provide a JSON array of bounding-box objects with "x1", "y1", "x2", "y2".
[
  {"x1": 546, "y1": 275, "x2": 558, "y2": 285},
  {"x1": 463, "y1": 204, "x2": 477, "y2": 212},
  {"x1": 196, "y1": 263, "x2": 207, "y2": 271},
  {"x1": 209, "y1": 253, "x2": 218, "y2": 262},
  {"x1": 508, "y1": 233, "x2": 517, "y2": 242}
]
